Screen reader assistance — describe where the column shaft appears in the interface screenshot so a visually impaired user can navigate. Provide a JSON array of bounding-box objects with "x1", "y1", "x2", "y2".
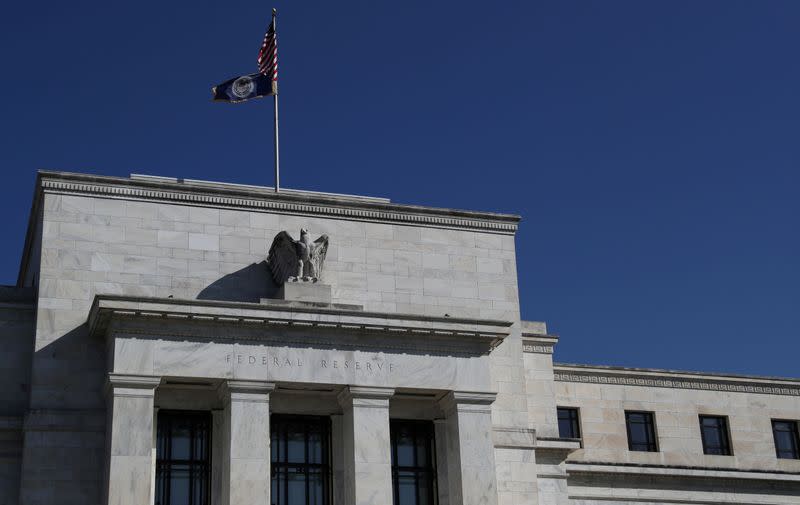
[
  {"x1": 338, "y1": 386, "x2": 395, "y2": 505},
  {"x1": 218, "y1": 380, "x2": 275, "y2": 505},
  {"x1": 440, "y1": 391, "x2": 498, "y2": 505},
  {"x1": 104, "y1": 374, "x2": 161, "y2": 505}
]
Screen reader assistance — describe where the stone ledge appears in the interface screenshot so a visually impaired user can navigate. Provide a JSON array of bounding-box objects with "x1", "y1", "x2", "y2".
[
  {"x1": 88, "y1": 295, "x2": 513, "y2": 352},
  {"x1": 566, "y1": 461, "x2": 800, "y2": 482},
  {"x1": 537, "y1": 437, "x2": 582, "y2": 451},
  {"x1": 492, "y1": 427, "x2": 536, "y2": 449}
]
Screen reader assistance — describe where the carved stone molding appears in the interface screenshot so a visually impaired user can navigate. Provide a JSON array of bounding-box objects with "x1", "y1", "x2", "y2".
[
  {"x1": 438, "y1": 391, "x2": 497, "y2": 414},
  {"x1": 218, "y1": 380, "x2": 275, "y2": 404},
  {"x1": 337, "y1": 386, "x2": 395, "y2": 409},
  {"x1": 88, "y1": 295, "x2": 512, "y2": 354},
  {"x1": 522, "y1": 334, "x2": 559, "y2": 354},
  {"x1": 522, "y1": 344, "x2": 555, "y2": 354},
  {"x1": 37, "y1": 172, "x2": 519, "y2": 233},
  {"x1": 105, "y1": 373, "x2": 162, "y2": 398},
  {"x1": 554, "y1": 364, "x2": 800, "y2": 397}
]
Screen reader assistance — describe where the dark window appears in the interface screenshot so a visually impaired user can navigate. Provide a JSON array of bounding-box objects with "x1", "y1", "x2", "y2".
[
  {"x1": 391, "y1": 420, "x2": 437, "y2": 505},
  {"x1": 625, "y1": 411, "x2": 658, "y2": 452},
  {"x1": 155, "y1": 411, "x2": 211, "y2": 505},
  {"x1": 557, "y1": 407, "x2": 581, "y2": 439},
  {"x1": 772, "y1": 419, "x2": 800, "y2": 460},
  {"x1": 699, "y1": 415, "x2": 732, "y2": 456},
  {"x1": 271, "y1": 415, "x2": 331, "y2": 505}
]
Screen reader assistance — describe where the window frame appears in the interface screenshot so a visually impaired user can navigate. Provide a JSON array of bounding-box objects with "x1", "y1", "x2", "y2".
[
  {"x1": 155, "y1": 410, "x2": 212, "y2": 505},
  {"x1": 270, "y1": 414, "x2": 332, "y2": 505},
  {"x1": 390, "y1": 419, "x2": 437, "y2": 505},
  {"x1": 771, "y1": 419, "x2": 800, "y2": 460},
  {"x1": 699, "y1": 414, "x2": 733, "y2": 456},
  {"x1": 625, "y1": 410, "x2": 659, "y2": 452},
  {"x1": 557, "y1": 407, "x2": 581, "y2": 440}
]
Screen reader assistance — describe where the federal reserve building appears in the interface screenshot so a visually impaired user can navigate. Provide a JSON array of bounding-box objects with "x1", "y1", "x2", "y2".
[{"x1": 1, "y1": 170, "x2": 798, "y2": 505}]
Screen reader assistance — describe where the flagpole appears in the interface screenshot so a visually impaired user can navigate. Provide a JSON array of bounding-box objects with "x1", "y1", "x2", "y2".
[{"x1": 272, "y1": 8, "x2": 280, "y2": 193}]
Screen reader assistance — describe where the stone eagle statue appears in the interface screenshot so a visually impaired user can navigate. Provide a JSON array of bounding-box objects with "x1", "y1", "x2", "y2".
[{"x1": 267, "y1": 229, "x2": 329, "y2": 284}]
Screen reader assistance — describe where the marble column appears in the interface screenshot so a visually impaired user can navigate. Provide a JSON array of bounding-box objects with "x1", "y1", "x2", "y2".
[
  {"x1": 433, "y1": 418, "x2": 451, "y2": 505},
  {"x1": 218, "y1": 380, "x2": 275, "y2": 505},
  {"x1": 337, "y1": 386, "x2": 395, "y2": 505},
  {"x1": 330, "y1": 414, "x2": 346, "y2": 505},
  {"x1": 104, "y1": 373, "x2": 161, "y2": 505},
  {"x1": 439, "y1": 391, "x2": 498, "y2": 505}
]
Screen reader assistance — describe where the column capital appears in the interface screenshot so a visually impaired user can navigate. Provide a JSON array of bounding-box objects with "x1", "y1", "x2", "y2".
[
  {"x1": 217, "y1": 380, "x2": 275, "y2": 403},
  {"x1": 438, "y1": 391, "x2": 496, "y2": 414},
  {"x1": 337, "y1": 386, "x2": 394, "y2": 407},
  {"x1": 105, "y1": 374, "x2": 161, "y2": 398}
]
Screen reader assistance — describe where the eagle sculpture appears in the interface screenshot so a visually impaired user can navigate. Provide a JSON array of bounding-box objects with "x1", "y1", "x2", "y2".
[{"x1": 267, "y1": 228, "x2": 329, "y2": 284}]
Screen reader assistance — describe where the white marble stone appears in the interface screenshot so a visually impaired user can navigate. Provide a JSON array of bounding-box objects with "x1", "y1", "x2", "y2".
[
  {"x1": 439, "y1": 391, "x2": 499, "y2": 505},
  {"x1": 338, "y1": 386, "x2": 394, "y2": 505},
  {"x1": 104, "y1": 374, "x2": 160, "y2": 505},
  {"x1": 218, "y1": 380, "x2": 274, "y2": 505}
]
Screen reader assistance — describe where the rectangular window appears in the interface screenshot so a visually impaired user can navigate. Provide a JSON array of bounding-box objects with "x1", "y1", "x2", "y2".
[
  {"x1": 155, "y1": 411, "x2": 211, "y2": 505},
  {"x1": 772, "y1": 419, "x2": 800, "y2": 460},
  {"x1": 391, "y1": 420, "x2": 436, "y2": 505},
  {"x1": 625, "y1": 411, "x2": 658, "y2": 452},
  {"x1": 557, "y1": 407, "x2": 581, "y2": 439},
  {"x1": 699, "y1": 415, "x2": 732, "y2": 456},
  {"x1": 271, "y1": 415, "x2": 331, "y2": 505}
]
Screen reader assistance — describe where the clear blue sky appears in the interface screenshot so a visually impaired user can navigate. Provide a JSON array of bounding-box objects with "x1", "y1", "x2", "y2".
[{"x1": 0, "y1": 1, "x2": 797, "y2": 377}]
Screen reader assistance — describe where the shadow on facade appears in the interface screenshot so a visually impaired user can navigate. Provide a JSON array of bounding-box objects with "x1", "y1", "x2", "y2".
[
  {"x1": 34, "y1": 323, "x2": 107, "y2": 407},
  {"x1": 196, "y1": 261, "x2": 279, "y2": 303}
]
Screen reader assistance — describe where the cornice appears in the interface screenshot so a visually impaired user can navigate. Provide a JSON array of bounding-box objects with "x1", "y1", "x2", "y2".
[
  {"x1": 566, "y1": 461, "x2": 800, "y2": 482},
  {"x1": 554, "y1": 363, "x2": 800, "y2": 397},
  {"x1": 88, "y1": 295, "x2": 512, "y2": 353},
  {"x1": 37, "y1": 171, "x2": 520, "y2": 233}
]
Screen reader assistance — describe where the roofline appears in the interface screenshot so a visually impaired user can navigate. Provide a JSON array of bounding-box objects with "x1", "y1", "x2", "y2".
[
  {"x1": 553, "y1": 362, "x2": 800, "y2": 384},
  {"x1": 18, "y1": 170, "x2": 521, "y2": 285},
  {"x1": 17, "y1": 172, "x2": 44, "y2": 287},
  {"x1": 37, "y1": 170, "x2": 521, "y2": 225},
  {"x1": 554, "y1": 362, "x2": 800, "y2": 397}
]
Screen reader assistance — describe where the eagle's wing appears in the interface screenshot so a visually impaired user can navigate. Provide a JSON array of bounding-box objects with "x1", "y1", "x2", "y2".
[
  {"x1": 267, "y1": 231, "x2": 298, "y2": 284},
  {"x1": 311, "y1": 234, "x2": 329, "y2": 279}
]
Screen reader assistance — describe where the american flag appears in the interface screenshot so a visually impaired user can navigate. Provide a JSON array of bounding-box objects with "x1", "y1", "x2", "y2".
[{"x1": 257, "y1": 20, "x2": 278, "y2": 80}]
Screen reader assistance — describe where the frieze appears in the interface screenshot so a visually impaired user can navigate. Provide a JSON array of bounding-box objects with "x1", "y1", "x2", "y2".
[
  {"x1": 553, "y1": 369, "x2": 800, "y2": 397},
  {"x1": 226, "y1": 353, "x2": 396, "y2": 373},
  {"x1": 522, "y1": 344, "x2": 554, "y2": 354}
]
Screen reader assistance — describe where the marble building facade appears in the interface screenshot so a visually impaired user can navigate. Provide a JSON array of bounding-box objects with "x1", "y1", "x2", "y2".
[{"x1": 0, "y1": 170, "x2": 796, "y2": 505}]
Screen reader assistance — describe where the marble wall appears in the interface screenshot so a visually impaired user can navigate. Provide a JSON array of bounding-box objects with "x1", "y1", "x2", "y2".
[
  {"x1": 553, "y1": 366, "x2": 800, "y2": 504},
  {"x1": 18, "y1": 175, "x2": 530, "y2": 504}
]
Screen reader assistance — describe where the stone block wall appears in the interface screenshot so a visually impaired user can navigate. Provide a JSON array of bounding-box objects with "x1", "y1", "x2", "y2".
[
  {"x1": 554, "y1": 365, "x2": 800, "y2": 504},
  {"x1": 554, "y1": 371, "x2": 800, "y2": 472},
  {"x1": 17, "y1": 173, "x2": 530, "y2": 504}
]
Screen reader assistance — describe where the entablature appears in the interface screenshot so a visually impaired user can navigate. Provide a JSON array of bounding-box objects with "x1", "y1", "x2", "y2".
[
  {"x1": 88, "y1": 295, "x2": 513, "y2": 355},
  {"x1": 554, "y1": 363, "x2": 800, "y2": 397}
]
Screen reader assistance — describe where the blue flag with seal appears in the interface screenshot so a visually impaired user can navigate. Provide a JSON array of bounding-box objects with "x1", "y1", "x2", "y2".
[{"x1": 212, "y1": 73, "x2": 277, "y2": 103}]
